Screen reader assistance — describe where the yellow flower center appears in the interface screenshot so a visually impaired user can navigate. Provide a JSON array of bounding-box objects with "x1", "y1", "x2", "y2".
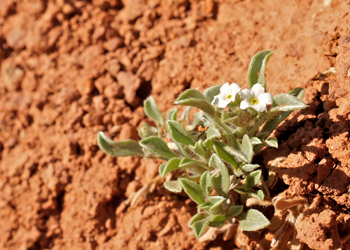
[
  {"x1": 226, "y1": 94, "x2": 232, "y2": 100},
  {"x1": 250, "y1": 98, "x2": 259, "y2": 105}
]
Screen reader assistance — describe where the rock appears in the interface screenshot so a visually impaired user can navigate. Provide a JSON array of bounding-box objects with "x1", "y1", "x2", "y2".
[
  {"x1": 116, "y1": 71, "x2": 142, "y2": 107},
  {"x1": 6, "y1": 28, "x2": 26, "y2": 50},
  {"x1": 104, "y1": 59, "x2": 121, "y2": 77},
  {"x1": 112, "y1": 113, "x2": 126, "y2": 125},
  {"x1": 104, "y1": 83, "x2": 123, "y2": 98},
  {"x1": 82, "y1": 112, "x2": 105, "y2": 127},
  {"x1": 1, "y1": 60, "x2": 24, "y2": 91},
  {"x1": 119, "y1": 124, "x2": 138, "y2": 141},
  {"x1": 103, "y1": 37, "x2": 124, "y2": 51},
  {"x1": 77, "y1": 76, "x2": 94, "y2": 96}
]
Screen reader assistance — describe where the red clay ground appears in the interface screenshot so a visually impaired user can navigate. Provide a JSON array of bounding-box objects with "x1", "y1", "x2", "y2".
[{"x1": 1, "y1": 0, "x2": 350, "y2": 249}]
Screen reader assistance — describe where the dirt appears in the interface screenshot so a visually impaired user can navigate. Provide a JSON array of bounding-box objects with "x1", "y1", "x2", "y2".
[{"x1": 1, "y1": 0, "x2": 350, "y2": 249}]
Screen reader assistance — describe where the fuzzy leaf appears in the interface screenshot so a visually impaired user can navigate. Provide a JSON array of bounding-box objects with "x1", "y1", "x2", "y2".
[
  {"x1": 250, "y1": 190, "x2": 264, "y2": 200},
  {"x1": 238, "y1": 209, "x2": 271, "y2": 231},
  {"x1": 166, "y1": 109, "x2": 177, "y2": 122},
  {"x1": 210, "y1": 172, "x2": 227, "y2": 197},
  {"x1": 241, "y1": 134, "x2": 253, "y2": 163},
  {"x1": 179, "y1": 158, "x2": 207, "y2": 175},
  {"x1": 248, "y1": 50, "x2": 274, "y2": 89},
  {"x1": 244, "y1": 170, "x2": 262, "y2": 191},
  {"x1": 159, "y1": 158, "x2": 181, "y2": 177},
  {"x1": 234, "y1": 186, "x2": 247, "y2": 195},
  {"x1": 271, "y1": 94, "x2": 307, "y2": 112},
  {"x1": 164, "y1": 180, "x2": 182, "y2": 193},
  {"x1": 200, "y1": 171, "x2": 211, "y2": 198},
  {"x1": 179, "y1": 178, "x2": 206, "y2": 204},
  {"x1": 250, "y1": 137, "x2": 262, "y2": 145},
  {"x1": 212, "y1": 141, "x2": 238, "y2": 169},
  {"x1": 209, "y1": 154, "x2": 230, "y2": 195},
  {"x1": 209, "y1": 215, "x2": 227, "y2": 227},
  {"x1": 204, "y1": 85, "x2": 222, "y2": 103},
  {"x1": 167, "y1": 120, "x2": 195, "y2": 146},
  {"x1": 138, "y1": 122, "x2": 158, "y2": 139},
  {"x1": 229, "y1": 205, "x2": 243, "y2": 217},
  {"x1": 140, "y1": 136, "x2": 177, "y2": 159},
  {"x1": 241, "y1": 164, "x2": 260, "y2": 172},
  {"x1": 192, "y1": 216, "x2": 211, "y2": 237},
  {"x1": 206, "y1": 127, "x2": 221, "y2": 140},
  {"x1": 198, "y1": 202, "x2": 212, "y2": 212},
  {"x1": 266, "y1": 137, "x2": 278, "y2": 148},
  {"x1": 97, "y1": 132, "x2": 144, "y2": 157},
  {"x1": 260, "y1": 88, "x2": 305, "y2": 136},
  {"x1": 189, "y1": 213, "x2": 207, "y2": 227},
  {"x1": 208, "y1": 196, "x2": 226, "y2": 214},
  {"x1": 144, "y1": 96, "x2": 164, "y2": 127}
]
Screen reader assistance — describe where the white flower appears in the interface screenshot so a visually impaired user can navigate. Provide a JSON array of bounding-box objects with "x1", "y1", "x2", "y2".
[
  {"x1": 211, "y1": 82, "x2": 241, "y2": 108},
  {"x1": 239, "y1": 83, "x2": 273, "y2": 112}
]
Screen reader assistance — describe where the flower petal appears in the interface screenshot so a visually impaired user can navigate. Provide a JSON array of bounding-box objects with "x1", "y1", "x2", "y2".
[
  {"x1": 253, "y1": 102, "x2": 267, "y2": 112},
  {"x1": 211, "y1": 95, "x2": 220, "y2": 105},
  {"x1": 218, "y1": 99, "x2": 231, "y2": 108},
  {"x1": 251, "y1": 83, "x2": 265, "y2": 97},
  {"x1": 239, "y1": 89, "x2": 253, "y2": 100},
  {"x1": 230, "y1": 83, "x2": 241, "y2": 95},
  {"x1": 259, "y1": 93, "x2": 273, "y2": 105},
  {"x1": 220, "y1": 82, "x2": 231, "y2": 94},
  {"x1": 240, "y1": 100, "x2": 252, "y2": 110}
]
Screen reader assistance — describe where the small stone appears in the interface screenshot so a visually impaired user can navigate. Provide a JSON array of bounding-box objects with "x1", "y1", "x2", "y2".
[
  {"x1": 6, "y1": 28, "x2": 26, "y2": 50},
  {"x1": 104, "y1": 59, "x2": 121, "y2": 77},
  {"x1": 103, "y1": 37, "x2": 124, "y2": 51},
  {"x1": 82, "y1": 112, "x2": 105, "y2": 127},
  {"x1": 119, "y1": 124, "x2": 138, "y2": 141},
  {"x1": 116, "y1": 71, "x2": 142, "y2": 107},
  {"x1": 104, "y1": 83, "x2": 123, "y2": 99},
  {"x1": 1, "y1": 60, "x2": 24, "y2": 91},
  {"x1": 112, "y1": 113, "x2": 125, "y2": 125},
  {"x1": 77, "y1": 76, "x2": 94, "y2": 95}
]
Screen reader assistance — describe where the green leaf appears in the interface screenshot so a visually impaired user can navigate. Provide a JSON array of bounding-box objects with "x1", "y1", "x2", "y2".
[
  {"x1": 200, "y1": 171, "x2": 211, "y2": 198},
  {"x1": 167, "y1": 120, "x2": 195, "y2": 146},
  {"x1": 144, "y1": 96, "x2": 164, "y2": 127},
  {"x1": 198, "y1": 202, "x2": 212, "y2": 212},
  {"x1": 250, "y1": 137, "x2": 262, "y2": 145},
  {"x1": 179, "y1": 178, "x2": 206, "y2": 204},
  {"x1": 97, "y1": 132, "x2": 144, "y2": 157},
  {"x1": 189, "y1": 213, "x2": 207, "y2": 227},
  {"x1": 234, "y1": 186, "x2": 247, "y2": 195},
  {"x1": 139, "y1": 136, "x2": 177, "y2": 159},
  {"x1": 229, "y1": 205, "x2": 243, "y2": 217},
  {"x1": 241, "y1": 164, "x2": 260, "y2": 172},
  {"x1": 164, "y1": 180, "x2": 182, "y2": 193},
  {"x1": 244, "y1": 170, "x2": 262, "y2": 191},
  {"x1": 248, "y1": 50, "x2": 274, "y2": 89},
  {"x1": 208, "y1": 196, "x2": 226, "y2": 214},
  {"x1": 206, "y1": 127, "x2": 221, "y2": 140},
  {"x1": 209, "y1": 215, "x2": 227, "y2": 227},
  {"x1": 250, "y1": 190, "x2": 264, "y2": 200},
  {"x1": 270, "y1": 94, "x2": 307, "y2": 112},
  {"x1": 159, "y1": 158, "x2": 181, "y2": 177},
  {"x1": 238, "y1": 209, "x2": 271, "y2": 231},
  {"x1": 241, "y1": 134, "x2": 253, "y2": 163},
  {"x1": 166, "y1": 109, "x2": 177, "y2": 122},
  {"x1": 138, "y1": 122, "x2": 158, "y2": 139},
  {"x1": 260, "y1": 88, "x2": 305, "y2": 136},
  {"x1": 189, "y1": 141, "x2": 208, "y2": 160},
  {"x1": 210, "y1": 172, "x2": 226, "y2": 197},
  {"x1": 212, "y1": 141, "x2": 238, "y2": 169},
  {"x1": 192, "y1": 216, "x2": 211, "y2": 237},
  {"x1": 204, "y1": 85, "x2": 222, "y2": 103},
  {"x1": 179, "y1": 158, "x2": 207, "y2": 174},
  {"x1": 265, "y1": 137, "x2": 278, "y2": 148},
  {"x1": 209, "y1": 154, "x2": 230, "y2": 195}
]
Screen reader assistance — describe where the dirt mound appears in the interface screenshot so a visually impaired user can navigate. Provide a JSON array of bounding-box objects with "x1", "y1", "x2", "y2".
[{"x1": 1, "y1": 0, "x2": 350, "y2": 249}]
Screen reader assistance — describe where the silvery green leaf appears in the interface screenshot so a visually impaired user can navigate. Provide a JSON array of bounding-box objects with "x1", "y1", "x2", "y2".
[
  {"x1": 209, "y1": 215, "x2": 227, "y2": 227},
  {"x1": 250, "y1": 190, "x2": 264, "y2": 200},
  {"x1": 144, "y1": 96, "x2": 164, "y2": 127},
  {"x1": 159, "y1": 158, "x2": 181, "y2": 177},
  {"x1": 192, "y1": 216, "x2": 211, "y2": 237},
  {"x1": 189, "y1": 141, "x2": 208, "y2": 161},
  {"x1": 241, "y1": 134, "x2": 253, "y2": 163},
  {"x1": 139, "y1": 136, "x2": 177, "y2": 159},
  {"x1": 166, "y1": 109, "x2": 177, "y2": 122},
  {"x1": 208, "y1": 196, "x2": 226, "y2": 214},
  {"x1": 97, "y1": 131, "x2": 144, "y2": 157},
  {"x1": 198, "y1": 202, "x2": 212, "y2": 212},
  {"x1": 179, "y1": 157, "x2": 207, "y2": 169},
  {"x1": 250, "y1": 137, "x2": 262, "y2": 145},
  {"x1": 179, "y1": 178, "x2": 206, "y2": 204},
  {"x1": 189, "y1": 213, "x2": 207, "y2": 227},
  {"x1": 229, "y1": 205, "x2": 243, "y2": 217},
  {"x1": 244, "y1": 170, "x2": 262, "y2": 191},
  {"x1": 138, "y1": 122, "x2": 158, "y2": 139},
  {"x1": 260, "y1": 88, "x2": 305, "y2": 137},
  {"x1": 271, "y1": 94, "x2": 307, "y2": 112},
  {"x1": 164, "y1": 180, "x2": 182, "y2": 193},
  {"x1": 248, "y1": 50, "x2": 273, "y2": 89},
  {"x1": 206, "y1": 127, "x2": 221, "y2": 141},
  {"x1": 210, "y1": 172, "x2": 227, "y2": 197},
  {"x1": 266, "y1": 137, "x2": 278, "y2": 148},
  {"x1": 234, "y1": 186, "x2": 247, "y2": 195},
  {"x1": 212, "y1": 141, "x2": 238, "y2": 169},
  {"x1": 241, "y1": 164, "x2": 260, "y2": 173},
  {"x1": 204, "y1": 85, "x2": 221, "y2": 103},
  {"x1": 238, "y1": 209, "x2": 271, "y2": 231},
  {"x1": 209, "y1": 154, "x2": 230, "y2": 195},
  {"x1": 200, "y1": 171, "x2": 211, "y2": 198},
  {"x1": 167, "y1": 120, "x2": 195, "y2": 146}
]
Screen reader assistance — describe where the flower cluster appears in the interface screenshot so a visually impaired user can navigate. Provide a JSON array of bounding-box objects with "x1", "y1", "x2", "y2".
[{"x1": 212, "y1": 82, "x2": 273, "y2": 112}]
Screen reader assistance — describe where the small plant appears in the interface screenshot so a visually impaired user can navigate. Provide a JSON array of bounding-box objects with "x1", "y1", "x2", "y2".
[{"x1": 97, "y1": 51, "x2": 307, "y2": 237}]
